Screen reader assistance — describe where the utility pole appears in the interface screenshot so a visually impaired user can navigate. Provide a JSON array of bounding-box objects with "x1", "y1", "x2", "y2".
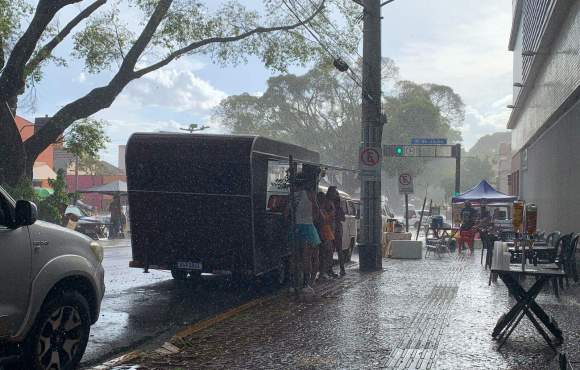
[
  {"x1": 358, "y1": 0, "x2": 382, "y2": 271},
  {"x1": 454, "y1": 143, "x2": 461, "y2": 196}
]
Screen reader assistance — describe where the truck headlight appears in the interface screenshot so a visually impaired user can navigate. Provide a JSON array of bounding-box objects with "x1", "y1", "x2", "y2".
[{"x1": 90, "y1": 241, "x2": 104, "y2": 263}]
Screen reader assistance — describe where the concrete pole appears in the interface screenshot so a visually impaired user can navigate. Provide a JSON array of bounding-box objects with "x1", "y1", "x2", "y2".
[
  {"x1": 455, "y1": 144, "x2": 461, "y2": 196},
  {"x1": 358, "y1": 0, "x2": 383, "y2": 271}
]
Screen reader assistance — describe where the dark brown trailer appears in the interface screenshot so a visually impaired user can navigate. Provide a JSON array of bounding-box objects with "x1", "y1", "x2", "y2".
[{"x1": 125, "y1": 133, "x2": 320, "y2": 280}]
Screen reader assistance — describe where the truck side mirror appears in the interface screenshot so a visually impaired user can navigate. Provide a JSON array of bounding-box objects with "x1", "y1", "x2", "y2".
[{"x1": 15, "y1": 200, "x2": 38, "y2": 227}]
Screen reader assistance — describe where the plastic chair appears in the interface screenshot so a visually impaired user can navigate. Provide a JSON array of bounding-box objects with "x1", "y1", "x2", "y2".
[
  {"x1": 564, "y1": 234, "x2": 579, "y2": 286},
  {"x1": 546, "y1": 231, "x2": 561, "y2": 249}
]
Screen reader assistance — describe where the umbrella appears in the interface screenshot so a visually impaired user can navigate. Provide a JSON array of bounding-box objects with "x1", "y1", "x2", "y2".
[
  {"x1": 78, "y1": 180, "x2": 127, "y2": 195},
  {"x1": 34, "y1": 187, "x2": 54, "y2": 199}
]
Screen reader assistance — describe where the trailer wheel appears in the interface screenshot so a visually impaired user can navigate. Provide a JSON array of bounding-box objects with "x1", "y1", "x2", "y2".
[{"x1": 171, "y1": 269, "x2": 188, "y2": 280}]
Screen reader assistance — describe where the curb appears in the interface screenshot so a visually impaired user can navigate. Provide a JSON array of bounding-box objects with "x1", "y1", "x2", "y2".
[
  {"x1": 88, "y1": 294, "x2": 278, "y2": 369},
  {"x1": 171, "y1": 294, "x2": 276, "y2": 344}
]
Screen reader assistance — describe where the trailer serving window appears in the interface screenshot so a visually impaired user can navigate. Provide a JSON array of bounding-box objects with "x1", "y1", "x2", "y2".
[{"x1": 266, "y1": 161, "x2": 302, "y2": 212}]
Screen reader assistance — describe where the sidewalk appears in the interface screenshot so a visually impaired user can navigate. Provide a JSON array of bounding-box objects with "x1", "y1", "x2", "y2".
[
  {"x1": 99, "y1": 238, "x2": 131, "y2": 248},
  {"x1": 110, "y1": 251, "x2": 580, "y2": 369}
]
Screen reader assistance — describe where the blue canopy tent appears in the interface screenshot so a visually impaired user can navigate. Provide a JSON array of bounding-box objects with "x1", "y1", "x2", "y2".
[{"x1": 452, "y1": 180, "x2": 517, "y2": 204}]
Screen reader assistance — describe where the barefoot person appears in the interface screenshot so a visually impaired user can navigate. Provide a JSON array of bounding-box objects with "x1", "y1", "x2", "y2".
[{"x1": 288, "y1": 177, "x2": 320, "y2": 294}]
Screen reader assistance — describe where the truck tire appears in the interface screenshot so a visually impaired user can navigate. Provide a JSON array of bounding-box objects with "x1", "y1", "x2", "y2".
[
  {"x1": 24, "y1": 290, "x2": 91, "y2": 370},
  {"x1": 171, "y1": 269, "x2": 188, "y2": 280}
]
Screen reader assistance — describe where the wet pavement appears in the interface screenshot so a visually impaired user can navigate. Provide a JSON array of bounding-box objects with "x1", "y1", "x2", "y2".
[
  {"x1": 82, "y1": 243, "x2": 279, "y2": 367},
  {"x1": 119, "y1": 249, "x2": 580, "y2": 370}
]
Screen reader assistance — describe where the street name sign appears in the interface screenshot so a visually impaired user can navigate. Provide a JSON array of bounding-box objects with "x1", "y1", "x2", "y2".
[
  {"x1": 411, "y1": 138, "x2": 447, "y2": 145},
  {"x1": 398, "y1": 173, "x2": 414, "y2": 194}
]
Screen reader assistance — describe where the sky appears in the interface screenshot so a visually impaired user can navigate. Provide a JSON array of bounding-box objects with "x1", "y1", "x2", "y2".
[{"x1": 20, "y1": 0, "x2": 514, "y2": 167}]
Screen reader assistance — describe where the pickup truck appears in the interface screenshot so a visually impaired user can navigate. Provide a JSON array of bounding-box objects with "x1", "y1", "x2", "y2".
[{"x1": 0, "y1": 185, "x2": 105, "y2": 369}]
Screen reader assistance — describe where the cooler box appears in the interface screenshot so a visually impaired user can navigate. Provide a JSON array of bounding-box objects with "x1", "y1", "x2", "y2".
[{"x1": 390, "y1": 240, "x2": 423, "y2": 259}]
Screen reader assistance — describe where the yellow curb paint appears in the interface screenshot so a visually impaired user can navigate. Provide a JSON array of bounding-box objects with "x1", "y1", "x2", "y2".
[
  {"x1": 172, "y1": 295, "x2": 275, "y2": 341},
  {"x1": 89, "y1": 350, "x2": 142, "y2": 369}
]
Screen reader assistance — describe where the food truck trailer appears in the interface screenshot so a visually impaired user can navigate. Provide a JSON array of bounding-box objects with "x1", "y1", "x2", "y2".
[{"x1": 126, "y1": 133, "x2": 320, "y2": 281}]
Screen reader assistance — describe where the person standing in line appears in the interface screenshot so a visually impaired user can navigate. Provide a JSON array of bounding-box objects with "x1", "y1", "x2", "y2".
[
  {"x1": 109, "y1": 194, "x2": 122, "y2": 239},
  {"x1": 318, "y1": 193, "x2": 336, "y2": 280},
  {"x1": 288, "y1": 177, "x2": 321, "y2": 294},
  {"x1": 327, "y1": 186, "x2": 346, "y2": 277}
]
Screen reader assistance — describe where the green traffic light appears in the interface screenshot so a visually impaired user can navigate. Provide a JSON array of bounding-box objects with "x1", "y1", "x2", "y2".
[{"x1": 395, "y1": 146, "x2": 403, "y2": 156}]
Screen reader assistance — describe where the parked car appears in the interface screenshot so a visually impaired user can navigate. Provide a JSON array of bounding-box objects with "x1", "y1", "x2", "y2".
[
  {"x1": 0, "y1": 185, "x2": 105, "y2": 370},
  {"x1": 65, "y1": 205, "x2": 111, "y2": 240},
  {"x1": 353, "y1": 199, "x2": 390, "y2": 243}
]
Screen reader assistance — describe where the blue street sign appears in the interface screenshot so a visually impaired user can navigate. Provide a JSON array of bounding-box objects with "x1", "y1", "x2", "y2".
[{"x1": 411, "y1": 138, "x2": 447, "y2": 145}]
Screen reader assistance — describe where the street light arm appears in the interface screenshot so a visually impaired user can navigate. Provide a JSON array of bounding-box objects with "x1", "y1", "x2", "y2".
[{"x1": 380, "y1": 0, "x2": 396, "y2": 6}]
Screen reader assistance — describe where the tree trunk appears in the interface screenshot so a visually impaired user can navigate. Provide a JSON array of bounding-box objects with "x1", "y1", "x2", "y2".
[{"x1": 0, "y1": 102, "x2": 28, "y2": 187}]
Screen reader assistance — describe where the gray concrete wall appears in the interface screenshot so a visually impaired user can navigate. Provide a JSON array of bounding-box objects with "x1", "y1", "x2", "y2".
[
  {"x1": 521, "y1": 98, "x2": 580, "y2": 234},
  {"x1": 510, "y1": 0, "x2": 580, "y2": 152}
]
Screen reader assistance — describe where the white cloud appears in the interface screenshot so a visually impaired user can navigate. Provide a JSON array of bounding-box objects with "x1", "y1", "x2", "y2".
[
  {"x1": 388, "y1": 0, "x2": 514, "y2": 149},
  {"x1": 74, "y1": 72, "x2": 86, "y2": 83},
  {"x1": 491, "y1": 94, "x2": 513, "y2": 109},
  {"x1": 122, "y1": 62, "x2": 225, "y2": 112},
  {"x1": 92, "y1": 57, "x2": 230, "y2": 166},
  {"x1": 99, "y1": 117, "x2": 230, "y2": 166}
]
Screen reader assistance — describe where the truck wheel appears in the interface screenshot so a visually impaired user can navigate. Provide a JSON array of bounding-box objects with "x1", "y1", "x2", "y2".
[
  {"x1": 171, "y1": 269, "x2": 188, "y2": 280},
  {"x1": 24, "y1": 290, "x2": 91, "y2": 370}
]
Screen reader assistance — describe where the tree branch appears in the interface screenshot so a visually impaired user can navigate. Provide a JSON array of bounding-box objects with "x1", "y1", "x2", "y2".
[
  {"x1": 24, "y1": 0, "x2": 174, "y2": 160},
  {"x1": 0, "y1": 0, "x2": 82, "y2": 101},
  {"x1": 25, "y1": 0, "x2": 107, "y2": 76},
  {"x1": 134, "y1": 0, "x2": 326, "y2": 78},
  {"x1": 119, "y1": 0, "x2": 173, "y2": 77}
]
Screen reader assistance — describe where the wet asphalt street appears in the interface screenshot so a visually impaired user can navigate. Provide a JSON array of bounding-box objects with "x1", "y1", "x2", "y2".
[{"x1": 81, "y1": 243, "x2": 278, "y2": 367}]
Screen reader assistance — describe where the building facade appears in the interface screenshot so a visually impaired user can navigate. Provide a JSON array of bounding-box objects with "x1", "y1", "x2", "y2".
[
  {"x1": 497, "y1": 142, "x2": 511, "y2": 195},
  {"x1": 508, "y1": 0, "x2": 580, "y2": 233}
]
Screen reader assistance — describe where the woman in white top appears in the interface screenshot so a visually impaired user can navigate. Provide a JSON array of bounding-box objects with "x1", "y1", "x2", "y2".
[{"x1": 288, "y1": 179, "x2": 320, "y2": 293}]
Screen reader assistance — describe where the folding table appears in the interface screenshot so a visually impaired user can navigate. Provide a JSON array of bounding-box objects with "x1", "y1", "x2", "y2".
[{"x1": 491, "y1": 257, "x2": 564, "y2": 351}]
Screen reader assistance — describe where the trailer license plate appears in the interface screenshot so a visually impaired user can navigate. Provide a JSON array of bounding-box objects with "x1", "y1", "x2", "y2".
[{"x1": 176, "y1": 261, "x2": 202, "y2": 271}]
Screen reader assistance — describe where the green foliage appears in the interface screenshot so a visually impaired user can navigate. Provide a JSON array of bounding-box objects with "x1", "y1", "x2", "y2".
[
  {"x1": 0, "y1": 0, "x2": 33, "y2": 62},
  {"x1": 215, "y1": 60, "x2": 464, "y2": 192},
  {"x1": 72, "y1": 8, "x2": 135, "y2": 74},
  {"x1": 64, "y1": 118, "x2": 110, "y2": 163},
  {"x1": 382, "y1": 81, "x2": 463, "y2": 177},
  {"x1": 38, "y1": 169, "x2": 72, "y2": 224},
  {"x1": 440, "y1": 154, "x2": 495, "y2": 200},
  {"x1": 3, "y1": 177, "x2": 36, "y2": 202},
  {"x1": 71, "y1": 0, "x2": 359, "y2": 74}
]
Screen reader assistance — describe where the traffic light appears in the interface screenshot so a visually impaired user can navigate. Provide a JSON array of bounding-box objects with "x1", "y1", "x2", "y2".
[{"x1": 395, "y1": 146, "x2": 404, "y2": 156}]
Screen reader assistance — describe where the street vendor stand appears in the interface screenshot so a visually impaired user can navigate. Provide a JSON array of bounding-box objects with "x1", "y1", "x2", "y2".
[
  {"x1": 451, "y1": 181, "x2": 517, "y2": 252},
  {"x1": 451, "y1": 180, "x2": 517, "y2": 227}
]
